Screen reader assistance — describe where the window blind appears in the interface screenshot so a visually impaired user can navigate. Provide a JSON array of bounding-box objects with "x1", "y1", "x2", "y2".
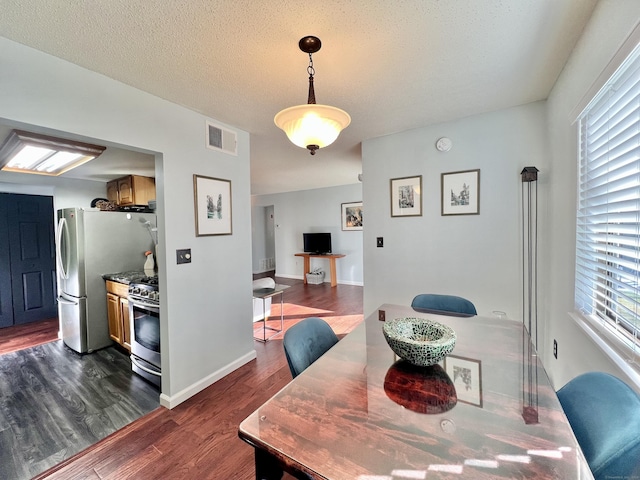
[{"x1": 576, "y1": 43, "x2": 640, "y2": 363}]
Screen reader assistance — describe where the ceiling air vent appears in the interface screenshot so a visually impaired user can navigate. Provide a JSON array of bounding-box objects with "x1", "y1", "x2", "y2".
[{"x1": 206, "y1": 120, "x2": 237, "y2": 156}]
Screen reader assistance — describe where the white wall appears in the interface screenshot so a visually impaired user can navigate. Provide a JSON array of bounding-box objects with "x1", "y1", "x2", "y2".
[
  {"x1": 253, "y1": 183, "x2": 364, "y2": 285},
  {"x1": 0, "y1": 173, "x2": 107, "y2": 210},
  {"x1": 544, "y1": 0, "x2": 640, "y2": 390},
  {"x1": 0, "y1": 37, "x2": 255, "y2": 407},
  {"x1": 362, "y1": 102, "x2": 549, "y2": 322}
]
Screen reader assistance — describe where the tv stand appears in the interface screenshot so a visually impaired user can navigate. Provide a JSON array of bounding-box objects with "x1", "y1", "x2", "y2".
[{"x1": 294, "y1": 253, "x2": 346, "y2": 287}]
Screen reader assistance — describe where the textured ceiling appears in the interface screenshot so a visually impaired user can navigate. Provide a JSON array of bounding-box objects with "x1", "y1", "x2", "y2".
[{"x1": 0, "y1": 0, "x2": 598, "y2": 194}]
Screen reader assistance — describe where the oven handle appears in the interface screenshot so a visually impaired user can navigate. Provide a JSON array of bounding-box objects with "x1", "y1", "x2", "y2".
[
  {"x1": 131, "y1": 356, "x2": 161, "y2": 377},
  {"x1": 128, "y1": 297, "x2": 160, "y2": 311}
]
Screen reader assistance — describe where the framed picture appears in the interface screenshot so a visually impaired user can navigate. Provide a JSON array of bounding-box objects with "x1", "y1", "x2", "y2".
[
  {"x1": 341, "y1": 201, "x2": 363, "y2": 231},
  {"x1": 390, "y1": 175, "x2": 422, "y2": 217},
  {"x1": 441, "y1": 169, "x2": 480, "y2": 216},
  {"x1": 193, "y1": 174, "x2": 232, "y2": 236},
  {"x1": 444, "y1": 355, "x2": 483, "y2": 407}
]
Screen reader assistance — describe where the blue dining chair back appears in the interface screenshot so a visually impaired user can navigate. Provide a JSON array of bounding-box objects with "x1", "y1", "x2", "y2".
[
  {"x1": 283, "y1": 317, "x2": 339, "y2": 378},
  {"x1": 411, "y1": 294, "x2": 477, "y2": 316},
  {"x1": 557, "y1": 372, "x2": 640, "y2": 480}
]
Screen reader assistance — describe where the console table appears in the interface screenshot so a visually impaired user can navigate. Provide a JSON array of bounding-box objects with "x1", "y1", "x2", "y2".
[{"x1": 294, "y1": 253, "x2": 345, "y2": 287}]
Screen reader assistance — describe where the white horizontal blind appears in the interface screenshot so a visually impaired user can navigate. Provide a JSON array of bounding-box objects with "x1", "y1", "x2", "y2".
[{"x1": 576, "y1": 43, "x2": 640, "y2": 364}]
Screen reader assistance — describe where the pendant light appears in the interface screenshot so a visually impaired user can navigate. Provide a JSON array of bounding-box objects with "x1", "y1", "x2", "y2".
[{"x1": 274, "y1": 36, "x2": 351, "y2": 155}]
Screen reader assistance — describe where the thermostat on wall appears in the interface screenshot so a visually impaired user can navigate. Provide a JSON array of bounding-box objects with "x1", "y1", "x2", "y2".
[{"x1": 435, "y1": 137, "x2": 452, "y2": 152}]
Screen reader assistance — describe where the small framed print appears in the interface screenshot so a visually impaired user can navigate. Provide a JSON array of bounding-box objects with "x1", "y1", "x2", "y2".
[
  {"x1": 341, "y1": 201, "x2": 363, "y2": 231},
  {"x1": 441, "y1": 169, "x2": 480, "y2": 216},
  {"x1": 444, "y1": 355, "x2": 483, "y2": 407},
  {"x1": 193, "y1": 174, "x2": 232, "y2": 236},
  {"x1": 390, "y1": 175, "x2": 422, "y2": 217}
]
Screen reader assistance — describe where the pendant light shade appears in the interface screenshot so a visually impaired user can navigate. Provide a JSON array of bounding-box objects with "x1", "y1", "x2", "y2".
[
  {"x1": 274, "y1": 36, "x2": 350, "y2": 155},
  {"x1": 274, "y1": 104, "x2": 351, "y2": 151}
]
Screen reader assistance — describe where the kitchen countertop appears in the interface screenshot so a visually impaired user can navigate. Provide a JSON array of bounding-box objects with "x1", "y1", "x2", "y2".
[{"x1": 102, "y1": 271, "x2": 147, "y2": 285}]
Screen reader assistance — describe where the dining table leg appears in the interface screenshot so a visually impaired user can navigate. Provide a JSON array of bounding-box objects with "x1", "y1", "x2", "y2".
[
  {"x1": 254, "y1": 448, "x2": 313, "y2": 480},
  {"x1": 255, "y1": 449, "x2": 284, "y2": 480}
]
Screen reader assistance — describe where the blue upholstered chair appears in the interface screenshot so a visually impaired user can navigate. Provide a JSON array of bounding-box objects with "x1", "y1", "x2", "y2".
[
  {"x1": 411, "y1": 294, "x2": 477, "y2": 317},
  {"x1": 283, "y1": 317, "x2": 339, "y2": 378},
  {"x1": 557, "y1": 372, "x2": 640, "y2": 480}
]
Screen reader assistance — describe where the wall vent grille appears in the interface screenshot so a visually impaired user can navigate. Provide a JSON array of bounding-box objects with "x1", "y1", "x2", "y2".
[{"x1": 206, "y1": 120, "x2": 237, "y2": 156}]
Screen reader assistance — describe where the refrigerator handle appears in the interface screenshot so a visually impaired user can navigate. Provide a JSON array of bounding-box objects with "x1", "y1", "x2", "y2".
[
  {"x1": 56, "y1": 217, "x2": 70, "y2": 279},
  {"x1": 57, "y1": 295, "x2": 78, "y2": 305}
]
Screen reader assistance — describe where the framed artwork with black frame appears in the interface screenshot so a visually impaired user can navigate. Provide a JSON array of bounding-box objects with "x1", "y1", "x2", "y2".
[
  {"x1": 193, "y1": 174, "x2": 232, "y2": 236},
  {"x1": 341, "y1": 201, "x2": 363, "y2": 231},
  {"x1": 390, "y1": 175, "x2": 422, "y2": 217},
  {"x1": 441, "y1": 169, "x2": 480, "y2": 216}
]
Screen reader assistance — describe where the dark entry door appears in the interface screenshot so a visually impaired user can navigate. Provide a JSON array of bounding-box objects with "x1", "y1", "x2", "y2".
[
  {"x1": 0, "y1": 195, "x2": 12, "y2": 328},
  {"x1": 0, "y1": 193, "x2": 57, "y2": 327}
]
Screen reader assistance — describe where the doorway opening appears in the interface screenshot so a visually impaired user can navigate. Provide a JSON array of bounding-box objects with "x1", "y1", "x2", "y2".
[{"x1": 251, "y1": 205, "x2": 276, "y2": 279}]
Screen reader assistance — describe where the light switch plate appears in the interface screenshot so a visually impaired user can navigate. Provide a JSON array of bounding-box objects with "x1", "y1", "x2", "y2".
[
  {"x1": 377, "y1": 237, "x2": 384, "y2": 247},
  {"x1": 177, "y1": 248, "x2": 191, "y2": 264}
]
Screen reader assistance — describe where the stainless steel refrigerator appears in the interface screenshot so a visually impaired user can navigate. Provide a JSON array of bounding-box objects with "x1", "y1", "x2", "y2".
[{"x1": 56, "y1": 208, "x2": 156, "y2": 353}]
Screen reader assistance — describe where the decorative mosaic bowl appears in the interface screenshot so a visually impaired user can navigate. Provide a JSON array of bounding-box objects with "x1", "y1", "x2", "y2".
[{"x1": 382, "y1": 317, "x2": 456, "y2": 367}]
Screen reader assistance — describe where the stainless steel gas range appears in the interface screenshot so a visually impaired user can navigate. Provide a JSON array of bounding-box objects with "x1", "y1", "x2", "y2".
[{"x1": 128, "y1": 276, "x2": 160, "y2": 387}]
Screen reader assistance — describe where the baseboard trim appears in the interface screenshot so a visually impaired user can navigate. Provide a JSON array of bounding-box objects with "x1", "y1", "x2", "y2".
[
  {"x1": 275, "y1": 273, "x2": 302, "y2": 280},
  {"x1": 275, "y1": 273, "x2": 363, "y2": 287},
  {"x1": 159, "y1": 349, "x2": 257, "y2": 409}
]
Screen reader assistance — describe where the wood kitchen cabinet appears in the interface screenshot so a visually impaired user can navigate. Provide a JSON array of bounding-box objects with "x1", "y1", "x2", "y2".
[
  {"x1": 106, "y1": 175, "x2": 155, "y2": 206},
  {"x1": 106, "y1": 280, "x2": 131, "y2": 352}
]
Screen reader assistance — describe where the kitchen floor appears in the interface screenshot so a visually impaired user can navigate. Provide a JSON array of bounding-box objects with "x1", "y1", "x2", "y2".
[{"x1": 0, "y1": 333, "x2": 159, "y2": 480}]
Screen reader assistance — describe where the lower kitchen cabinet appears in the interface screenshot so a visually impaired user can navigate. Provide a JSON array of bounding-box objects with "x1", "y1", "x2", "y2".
[{"x1": 106, "y1": 280, "x2": 131, "y2": 352}]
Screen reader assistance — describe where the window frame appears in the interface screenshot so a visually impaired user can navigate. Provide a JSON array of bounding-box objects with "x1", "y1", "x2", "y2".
[{"x1": 574, "y1": 40, "x2": 640, "y2": 381}]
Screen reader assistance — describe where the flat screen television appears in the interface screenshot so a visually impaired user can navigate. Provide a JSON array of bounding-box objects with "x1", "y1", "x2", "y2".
[{"x1": 303, "y1": 232, "x2": 332, "y2": 255}]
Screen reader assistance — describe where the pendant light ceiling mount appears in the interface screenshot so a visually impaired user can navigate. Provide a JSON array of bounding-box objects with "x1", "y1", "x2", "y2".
[
  {"x1": 298, "y1": 35, "x2": 322, "y2": 55},
  {"x1": 274, "y1": 36, "x2": 351, "y2": 156}
]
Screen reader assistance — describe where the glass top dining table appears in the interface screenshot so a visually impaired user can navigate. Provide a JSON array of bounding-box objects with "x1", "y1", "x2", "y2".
[{"x1": 238, "y1": 304, "x2": 593, "y2": 479}]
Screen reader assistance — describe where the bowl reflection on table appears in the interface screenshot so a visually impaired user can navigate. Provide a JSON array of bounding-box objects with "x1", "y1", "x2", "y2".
[
  {"x1": 382, "y1": 317, "x2": 456, "y2": 367},
  {"x1": 384, "y1": 361, "x2": 457, "y2": 414}
]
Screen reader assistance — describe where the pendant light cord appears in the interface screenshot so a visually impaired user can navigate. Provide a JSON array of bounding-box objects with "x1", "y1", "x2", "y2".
[{"x1": 307, "y1": 53, "x2": 316, "y2": 104}]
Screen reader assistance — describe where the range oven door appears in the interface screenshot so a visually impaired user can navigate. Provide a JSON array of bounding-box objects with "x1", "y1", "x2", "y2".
[{"x1": 128, "y1": 297, "x2": 161, "y2": 385}]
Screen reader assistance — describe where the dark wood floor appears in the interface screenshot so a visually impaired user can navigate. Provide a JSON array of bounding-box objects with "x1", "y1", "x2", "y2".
[
  {"x1": 0, "y1": 336, "x2": 159, "y2": 480},
  {"x1": 34, "y1": 277, "x2": 363, "y2": 480}
]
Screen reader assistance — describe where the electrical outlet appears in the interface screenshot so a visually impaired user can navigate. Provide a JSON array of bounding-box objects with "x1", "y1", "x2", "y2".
[
  {"x1": 378, "y1": 310, "x2": 386, "y2": 321},
  {"x1": 177, "y1": 248, "x2": 192, "y2": 264},
  {"x1": 553, "y1": 339, "x2": 558, "y2": 359}
]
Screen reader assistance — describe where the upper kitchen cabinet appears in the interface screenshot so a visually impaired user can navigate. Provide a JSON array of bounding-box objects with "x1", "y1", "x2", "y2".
[{"x1": 107, "y1": 175, "x2": 155, "y2": 206}]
